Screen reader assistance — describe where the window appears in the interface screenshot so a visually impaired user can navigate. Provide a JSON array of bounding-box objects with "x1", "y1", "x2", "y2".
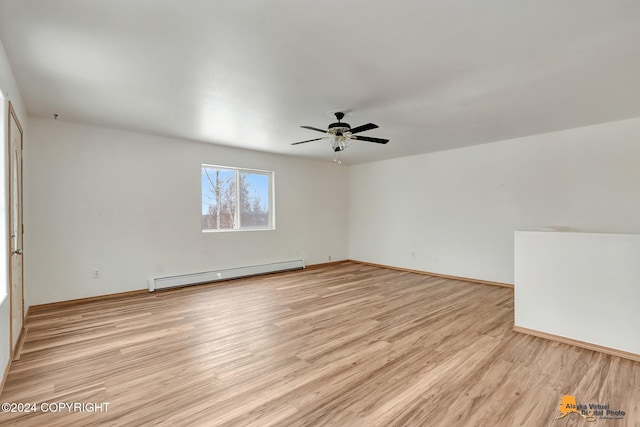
[{"x1": 201, "y1": 165, "x2": 274, "y2": 231}]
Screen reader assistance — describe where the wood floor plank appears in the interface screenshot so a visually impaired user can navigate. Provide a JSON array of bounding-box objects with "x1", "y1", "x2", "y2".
[{"x1": 1, "y1": 262, "x2": 638, "y2": 426}]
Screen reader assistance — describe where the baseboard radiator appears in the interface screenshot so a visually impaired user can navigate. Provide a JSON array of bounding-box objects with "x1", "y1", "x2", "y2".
[{"x1": 147, "y1": 259, "x2": 305, "y2": 292}]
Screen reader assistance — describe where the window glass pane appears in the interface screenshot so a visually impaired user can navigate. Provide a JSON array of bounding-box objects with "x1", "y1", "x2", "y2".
[
  {"x1": 201, "y1": 165, "x2": 273, "y2": 232},
  {"x1": 202, "y1": 167, "x2": 237, "y2": 230},
  {"x1": 239, "y1": 172, "x2": 270, "y2": 228}
]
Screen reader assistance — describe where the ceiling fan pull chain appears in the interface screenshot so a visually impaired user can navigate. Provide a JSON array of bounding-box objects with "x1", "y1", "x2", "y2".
[{"x1": 333, "y1": 150, "x2": 342, "y2": 165}]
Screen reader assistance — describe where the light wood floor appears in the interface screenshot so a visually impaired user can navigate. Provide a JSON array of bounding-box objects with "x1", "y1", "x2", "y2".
[{"x1": 1, "y1": 262, "x2": 638, "y2": 426}]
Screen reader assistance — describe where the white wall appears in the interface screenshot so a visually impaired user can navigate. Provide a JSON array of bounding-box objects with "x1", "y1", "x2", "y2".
[
  {"x1": 0, "y1": 38, "x2": 27, "y2": 385},
  {"x1": 515, "y1": 230, "x2": 640, "y2": 355},
  {"x1": 24, "y1": 118, "x2": 349, "y2": 306},
  {"x1": 349, "y1": 117, "x2": 640, "y2": 284}
]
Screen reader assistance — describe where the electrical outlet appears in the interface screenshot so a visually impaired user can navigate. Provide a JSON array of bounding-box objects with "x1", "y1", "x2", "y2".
[
  {"x1": 328, "y1": 255, "x2": 332, "y2": 261},
  {"x1": 92, "y1": 269, "x2": 101, "y2": 279}
]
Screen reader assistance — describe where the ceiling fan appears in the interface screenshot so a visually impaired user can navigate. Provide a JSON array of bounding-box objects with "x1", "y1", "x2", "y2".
[{"x1": 292, "y1": 112, "x2": 389, "y2": 153}]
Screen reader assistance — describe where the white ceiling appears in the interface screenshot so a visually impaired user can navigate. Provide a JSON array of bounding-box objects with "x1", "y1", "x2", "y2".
[{"x1": 1, "y1": 1, "x2": 639, "y2": 164}]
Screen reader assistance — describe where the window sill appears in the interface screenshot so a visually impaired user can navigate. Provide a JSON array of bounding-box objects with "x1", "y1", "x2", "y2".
[{"x1": 202, "y1": 228, "x2": 275, "y2": 233}]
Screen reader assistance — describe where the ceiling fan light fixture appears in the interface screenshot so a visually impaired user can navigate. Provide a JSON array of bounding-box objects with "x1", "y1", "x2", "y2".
[{"x1": 330, "y1": 134, "x2": 351, "y2": 152}]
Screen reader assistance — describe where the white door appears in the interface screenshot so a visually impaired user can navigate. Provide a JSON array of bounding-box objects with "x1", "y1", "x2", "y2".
[{"x1": 8, "y1": 101, "x2": 24, "y2": 354}]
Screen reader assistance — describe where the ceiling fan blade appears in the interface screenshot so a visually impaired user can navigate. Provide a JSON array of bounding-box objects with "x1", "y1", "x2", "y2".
[
  {"x1": 300, "y1": 125, "x2": 327, "y2": 133},
  {"x1": 353, "y1": 135, "x2": 389, "y2": 144},
  {"x1": 349, "y1": 123, "x2": 378, "y2": 134},
  {"x1": 291, "y1": 137, "x2": 324, "y2": 145}
]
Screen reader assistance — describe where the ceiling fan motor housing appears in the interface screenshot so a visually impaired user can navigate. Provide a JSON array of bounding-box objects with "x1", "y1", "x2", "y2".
[
  {"x1": 328, "y1": 122, "x2": 351, "y2": 132},
  {"x1": 328, "y1": 112, "x2": 350, "y2": 135}
]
